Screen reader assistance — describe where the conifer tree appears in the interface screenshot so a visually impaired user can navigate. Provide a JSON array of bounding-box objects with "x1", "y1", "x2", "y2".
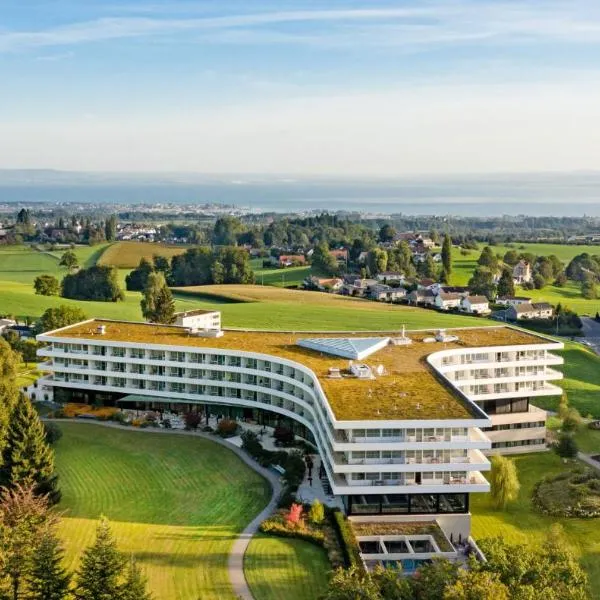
[
  {"x1": 442, "y1": 234, "x2": 452, "y2": 275},
  {"x1": 0, "y1": 338, "x2": 20, "y2": 456},
  {"x1": 1, "y1": 396, "x2": 59, "y2": 503},
  {"x1": 76, "y1": 518, "x2": 124, "y2": 600},
  {"x1": 140, "y1": 273, "x2": 175, "y2": 324},
  {"x1": 497, "y1": 268, "x2": 515, "y2": 298},
  {"x1": 28, "y1": 530, "x2": 72, "y2": 600},
  {"x1": 120, "y1": 557, "x2": 152, "y2": 600}
]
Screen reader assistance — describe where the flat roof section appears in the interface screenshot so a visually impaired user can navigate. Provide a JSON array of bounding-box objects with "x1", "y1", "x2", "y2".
[{"x1": 42, "y1": 320, "x2": 552, "y2": 422}]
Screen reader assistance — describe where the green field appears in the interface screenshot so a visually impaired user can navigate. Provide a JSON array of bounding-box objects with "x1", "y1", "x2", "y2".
[
  {"x1": 173, "y1": 284, "x2": 479, "y2": 330},
  {"x1": 448, "y1": 243, "x2": 600, "y2": 314},
  {"x1": 245, "y1": 534, "x2": 331, "y2": 600},
  {"x1": 471, "y1": 452, "x2": 600, "y2": 598},
  {"x1": 532, "y1": 342, "x2": 600, "y2": 420},
  {"x1": 251, "y1": 258, "x2": 311, "y2": 288},
  {"x1": 55, "y1": 423, "x2": 271, "y2": 600}
]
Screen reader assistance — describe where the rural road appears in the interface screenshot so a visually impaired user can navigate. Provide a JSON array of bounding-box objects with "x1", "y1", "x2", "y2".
[{"x1": 44, "y1": 419, "x2": 280, "y2": 600}]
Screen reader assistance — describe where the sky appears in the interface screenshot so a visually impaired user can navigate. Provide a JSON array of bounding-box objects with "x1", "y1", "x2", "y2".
[{"x1": 2, "y1": 0, "x2": 600, "y2": 175}]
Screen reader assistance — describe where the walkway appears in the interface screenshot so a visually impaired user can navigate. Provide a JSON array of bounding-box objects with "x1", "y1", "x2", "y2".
[{"x1": 45, "y1": 418, "x2": 282, "y2": 600}]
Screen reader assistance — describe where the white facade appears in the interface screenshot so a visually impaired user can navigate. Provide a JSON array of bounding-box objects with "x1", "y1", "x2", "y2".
[
  {"x1": 175, "y1": 310, "x2": 221, "y2": 333},
  {"x1": 35, "y1": 320, "x2": 564, "y2": 554}
]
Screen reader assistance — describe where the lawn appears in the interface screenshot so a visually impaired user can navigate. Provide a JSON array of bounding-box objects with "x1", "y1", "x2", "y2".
[
  {"x1": 54, "y1": 423, "x2": 271, "y2": 600},
  {"x1": 251, "y1": 258, "x2": 312, "y2": 288},
  {"x1": 173, "y1": 284, "x2": 479, "y2": 330},
  {"x1": 98, "y1": 241, "x2": 189, "y2": 268},
  {"x1": 532, "y1": 342, "x2": 600, "y2": 419},
  {"x1": 244, "y1": 534, "x2": 331, "y2": 600},
  {"x1": 471, "y1": 452, "x2": 600, "y2": 597}
]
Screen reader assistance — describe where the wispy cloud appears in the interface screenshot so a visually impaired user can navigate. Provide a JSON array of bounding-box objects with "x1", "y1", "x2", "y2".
[{"x1": 3, "y1": 2, "x2": 600, "y2": 53}]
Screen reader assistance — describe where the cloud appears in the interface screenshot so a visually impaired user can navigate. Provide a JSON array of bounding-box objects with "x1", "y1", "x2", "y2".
[{"x1": 3, "y1": 2, "x2": 600, "y2": 53}]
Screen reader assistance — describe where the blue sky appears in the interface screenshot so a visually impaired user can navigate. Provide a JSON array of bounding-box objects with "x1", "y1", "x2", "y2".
[{"x1": 2, "y1": 0, "x2": 600, "y2": 174}]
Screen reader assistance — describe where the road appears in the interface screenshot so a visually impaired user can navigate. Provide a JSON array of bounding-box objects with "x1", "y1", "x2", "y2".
[{"x1": 579, "y1": 317, "x2": 600, "y2": 355}]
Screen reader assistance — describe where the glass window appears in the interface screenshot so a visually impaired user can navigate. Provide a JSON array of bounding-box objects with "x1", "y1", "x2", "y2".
[{"x1": 410, "y1": 494, "x2": 437, "y2": 513}]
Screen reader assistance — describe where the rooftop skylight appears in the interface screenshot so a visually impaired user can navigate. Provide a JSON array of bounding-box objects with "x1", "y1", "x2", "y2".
[{"x1": 296, "y1": 337, "x2": 390, "y2": 360}]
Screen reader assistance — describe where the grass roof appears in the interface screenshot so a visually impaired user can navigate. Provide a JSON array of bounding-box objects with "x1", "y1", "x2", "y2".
[
  {"x1": 46, "y1": 320, "x2": 550, "y2": 422},
  {"x1": 351, "y1": 521, "x2": 454, "y2": 552}
]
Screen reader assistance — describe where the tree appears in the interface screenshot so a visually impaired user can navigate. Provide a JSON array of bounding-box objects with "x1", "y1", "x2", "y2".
[
  {"x1": 59, "y1": 250, "x2": 79, "y2": 271},
  {"x1": 320, "y1": 566, "x2": 381, "y2": 600},
  {"x1": 76, "y1": 518, "x2": 124, "y2": 600},
  {"x1": 0, "y1": 339, "x2": 20, "y2": 459},
  {"x1": 370, "y1": 565, "x2": 412, "y2": 600},
  {"x1": 35, "y1": 306, "x2": 87, "y2": 335},
  {"x1": 496, "y1": 268, "x2": 515, "y2": 298},
  {"x1": 34, "y1": 275, "x2": 60, "y2": 296},
  {"x1": 443, "y1": 570, "x2": 509, "y2": 600},
  {"x1": 468, "y1": 266, "x2": 497, "y2": 300},
  {"x1": 28, "y1": 530, "x2": 71, "y2": 600},
  {"x1": 62, "y1": 266, "x2": 124, "y2": 302},
  {"x1": 104, "y1": 215, "x2": 117, "y2": 242},
  {"x1": 489, "y1": 455, "x2": 520, "y2": 510},
  {"x1": 1, "y1": 396, "x2": 60, "y2": 503},
  {"x1": 478, "y1": 246, "x2": 498, "y2": 271},
  {"x1": 0, "y1": 484, "x2": 55, "y2": 600},
  {"x1": 442, "y1": 234, "x2": 452, "y2": 275},
  {"x1": 140, "y1": 273, "x2": 175, "y2": 324},
  {"x1": 503, "y1": 249, "x2": 519, "y2": 266},
  {"x1": 125, "y1": 259, "x2": 154, "y2": 292},
  {"x1": 119, "y1": 557, "x2": 152, "y2": 600},
  {"x1": 562, "y1": 408, "x2": 582, "y2": 432},
  {"x1": 554, "y1": 272, "x2": 568, "y2": 287},
  {"x1": 367, "y1": 249, "x2": 388, "y2": 275},
  {"x1": 418, "y1": 253, "x2": 436, "y2": 279},
  {"x1": 533, "y1": 273, "x2": 546, "y2": 289},
  {"x1": 412, "y1": 560, "x2": 459, "y2": 600},
  {"x1": 152, "y1": 255, "x2": 170, "y2": 276},
  {"x1": 212, "y1": 216, "x2": 242, "y2": 246},
  {"x1": 311, "y1": 242, "x2": 338, "y2": 277},
  {"x1": 556, "y1": 433, "x2": 578, "y2": 459},
  {"x1": 308, "y1": 499, "x2": 324, "y2": 525},
  {"x1": 378, "y1": 224, "x2": 396, "y2": 243},
  {"x1": 581, "y1": 277, "x2": 598, "y2": 300},
  {"x1": 16, "y1": 208, "x2": 31, "y2": 226}
]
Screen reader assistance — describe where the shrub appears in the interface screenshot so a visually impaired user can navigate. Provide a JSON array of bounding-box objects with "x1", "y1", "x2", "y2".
[
  {"x1": 43, "y1": 421, "x2": 62, "y2": 445},
  {"x1": 309, "y1": 499, "x2": 325, "y2": 525},
  {"x1": 260, "y1": 514, "x2": 325, "y2": 547},
  {"x1": 282, "y1": 450, "x2": 306, "y2": 489},
  {"x1": 287, "y1": 503, "x2": 303, "y2": 524},
  {"x1": 184, "y1": 411, "x2": 202, "y2": 431},
  {"x1": 332, "y1": 509, "x2": 363, "y2": 570},
  {"x1": 273, "y1": 426, "x2": 295, "y2": 446},
  {"x1": 202, "y1": 425, "x2": 214, "y2": 433},
  {"x1": 241, "y1": 430, "x2": 263, "y2": 459},
  {"x1": 110, "y1": 411, "x2": 128, "y2": 424},
  {"x1": 216, "y1": 419, "x2": 238, "y2": 438},
  {"x1": 556, "y1": 433, "x2": 579, "y2": 459}
]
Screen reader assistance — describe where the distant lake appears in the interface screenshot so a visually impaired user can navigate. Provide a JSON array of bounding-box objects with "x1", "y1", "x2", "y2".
[{"x1": 1, "y1": 171, "x2": 600, "y2": 216}]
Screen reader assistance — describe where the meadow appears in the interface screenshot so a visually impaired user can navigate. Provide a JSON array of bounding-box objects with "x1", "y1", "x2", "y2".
[
  {"x1": 55, "y1": 423, "x2": 272, "y2": 600},
  {"x1": 448, "y1": 242, "x2": 600, "y2": 314},
  {"x1": 471, "y1": 452, "x2": 600, "y2": 598}
]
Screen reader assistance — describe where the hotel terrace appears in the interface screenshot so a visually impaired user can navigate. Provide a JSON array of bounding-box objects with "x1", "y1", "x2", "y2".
[{"x1": 36, "y1": 312, "x2": 564, "y2": 570}]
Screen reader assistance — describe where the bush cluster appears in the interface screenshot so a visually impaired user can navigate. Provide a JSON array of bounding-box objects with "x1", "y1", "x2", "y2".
[{"x1": 216, "y1": 419, "x2": 239, "y2": 438}]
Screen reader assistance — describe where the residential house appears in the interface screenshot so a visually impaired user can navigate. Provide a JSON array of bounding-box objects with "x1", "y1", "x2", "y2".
[
  {"x1": 304, "y1": 276, "x2": 344, "y2": 292},
  {"x1": 434, "y1": 292, "x2": 462, "y2": 311},
  {"x1": 368, "y1": 284, "x2": 407, "y2": 302},
  {"x1": 461, "y1": 295, "x2": 490, "y2": 315},
  {"x1": 407, "y1": 289, "x2": 436, "y2": 306},
  {"x1": 0, "y1": 318, "x2": 16, "y2": 334},
  {"x1": 357, "y1": 251, "x2": 369, "y2": 264},
  {"x1": 507, "y1": 302, "x2": 554, "y2": 321},
  {"x1": 496, "y1": 296, "x2": 532, "y2": 307},
  {"x1": 376, "y1": 271, "x2": 405, "y2": 284},
  {"x1": 512, "y1": 260, "x2": 532, "y2": 284},
  {"x1": 329, "y1": 249, "x2": 348, "y2": 263},
  {"x1": 343, "y1": 278, "x2": 378, "y2": 297},
  {"x1": 277, "y1": 254, "x2": 306, "y2": 267}
]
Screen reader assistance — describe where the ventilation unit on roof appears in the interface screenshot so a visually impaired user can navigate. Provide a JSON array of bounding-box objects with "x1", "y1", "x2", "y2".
[
  {"x1": 96, "y1": 325, "x2": 106, "y2": 335},
  {"x1": 435, "y1": 329, "x2": 459, "y2": 343},
  {"x1": 390, "y1": 325, "x2": 412, "y2": 346}
]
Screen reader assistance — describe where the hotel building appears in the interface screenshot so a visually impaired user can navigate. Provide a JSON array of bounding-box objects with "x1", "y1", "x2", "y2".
[{"x1": 36, "y1": 314, "x2": 563, "y2": 570}]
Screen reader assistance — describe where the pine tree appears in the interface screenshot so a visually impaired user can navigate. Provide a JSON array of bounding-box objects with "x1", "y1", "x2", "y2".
[
  {"x1": 120, "y1": 557, "x2": 152, "y2": 600},
  {"x1": 76, "y1": 518, "x2": 125, "y2": 600},
  {"x1": 28, "y1": 530, "x2": 72, "y2": 600},
  {"x1": 1, "y1": 396, "x2": 60, "y2": 503},
  {"x1": 0, "y1": 338, "x2": 20, "y2": 456},
  {"x1": 497, "y1": 268, "x2": 515, "y2": 298},
  {"x1": 140, "y1": 273, "x2": 175, "y2": 324},
  {"x1": 442, "y1": 234, "x2": 452, "y2": 275}
]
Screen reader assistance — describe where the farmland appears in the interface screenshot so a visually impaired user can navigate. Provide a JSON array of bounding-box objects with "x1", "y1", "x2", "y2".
[
  {"x1": 98, "y1": 241, "x2": 189, "y2": 268},
  {"x1": 55, "y1": 423, "x2": 272, "y2": 600}
]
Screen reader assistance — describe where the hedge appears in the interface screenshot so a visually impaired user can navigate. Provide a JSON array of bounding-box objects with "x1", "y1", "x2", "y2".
[{"x1": 331, "y1": 509, "x2": 363, "y2": 570}]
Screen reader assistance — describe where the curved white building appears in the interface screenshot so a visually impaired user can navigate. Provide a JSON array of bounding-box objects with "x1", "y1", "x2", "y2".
[{"x1": 36, "y1": 316, "x2": 563, "y2": 569}]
